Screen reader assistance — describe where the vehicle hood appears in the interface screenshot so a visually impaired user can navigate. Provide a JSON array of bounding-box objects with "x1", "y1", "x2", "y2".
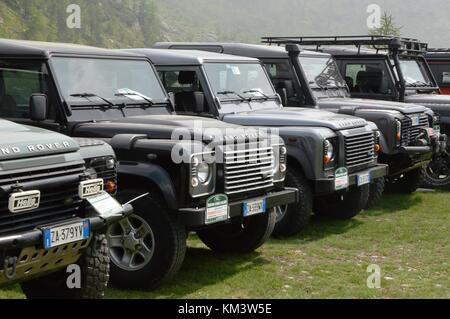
[
  {"x1": 223, "y1": 107, "x2": 368, "y2": 130},
  {"x1": 74, "y1": 115, "x2": 245, "y2": 142},
  {"x1": 405, "y1": 94, "x2": 450, "y2": 117},
  {"x1": 0, "y1": 119, "x2": 79, "y2": 161},
  {"x1": 318, "y1": 97, "x2": 427, "y2": 114}
]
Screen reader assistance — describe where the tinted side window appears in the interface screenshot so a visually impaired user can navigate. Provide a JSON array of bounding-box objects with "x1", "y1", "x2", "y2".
[
  {"x1": 264, "y1": 61, "x2": 303, "y2": 106},
  {"x1": 344, "y1": 62, "x2": 393, "y2": 95},
  {"x1": 0, "y1": 63, "x2": 45, "y2": 118}
]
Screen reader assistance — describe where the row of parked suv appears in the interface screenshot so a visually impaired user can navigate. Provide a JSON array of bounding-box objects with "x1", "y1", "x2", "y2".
[{"x1": 0, "y1": 35, "x2": 447, "y2": 298}]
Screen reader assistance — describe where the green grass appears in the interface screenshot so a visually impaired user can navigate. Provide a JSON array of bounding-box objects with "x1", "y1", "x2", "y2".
[{"x1": 1, "y1": 191, "x2": 449, "y2": 299}]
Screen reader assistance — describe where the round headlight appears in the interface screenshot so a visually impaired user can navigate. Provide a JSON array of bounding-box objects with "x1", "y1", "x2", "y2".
[
  {"x1": 106, "y1": 157, "x2": 116, "y2": 170},
  {"x1": 85, "y1": 167, "x2": 98, "y2": 179},
  {"x1": 197, "y1": 163, "x2": 210, "y2": 184},
  {"x1": 324, "y1": 140, "x2": 335, "y2": 160}
]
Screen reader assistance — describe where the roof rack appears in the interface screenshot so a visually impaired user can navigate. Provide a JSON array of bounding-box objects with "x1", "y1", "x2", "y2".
[
  {"x1": 261, "y1": 35, "x2": 428, "y2": 55},
  {"x1": 427, "y1": 48, "x2": 450, "y2": 53}
]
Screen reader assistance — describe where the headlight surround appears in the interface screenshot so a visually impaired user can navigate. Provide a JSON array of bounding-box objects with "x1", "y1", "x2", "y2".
[
  {"x1": 189, "y1": 153, "x2": 216, "y2": 198},
  {"x1": 273, "y1": 145, "x2": 287, "y2": 182},
  {"x1": 324, "y1": 140, "x2": 335, "y2": 162},
  {"x1": 395, "y1": 120, "x2": 402, "y2": 146}
]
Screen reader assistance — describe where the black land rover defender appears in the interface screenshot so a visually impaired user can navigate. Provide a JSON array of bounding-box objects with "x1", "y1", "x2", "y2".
[
  {"x1": 0, "y1": 119, "x2": 132, "y2": 299},
  {"x1": 133, "y1": 47, "x2": 388, "y2": 236},
  {"x1": 167, "y1": 42, "x2": 444, "y2": 202},
  {"x1": 0, "y1": 39, "x2": 297, "y2": 290},
  {"x1": 270, "y1": 36, "x2": 449, "y2": 189}
]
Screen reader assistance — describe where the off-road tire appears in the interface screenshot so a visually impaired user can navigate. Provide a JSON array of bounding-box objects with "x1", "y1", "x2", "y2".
[
  {"x1": 366, "y1": 178, "x2": 385, "y2": 209},
  {"x1": 423, "y1": 154, "x2": 450, "y2": 189},
  {"x1": 108, "y1": 189, "x2": 186, "y2": 291},
  {"x1": 314, "y1": 184, "x2": 369, "y2": 220},
  {"x1": 272, "y1": 168, "x2": 312, "y2": 237},
  {"x1": 197, "y1": 209, "x2": 276, "y2": 253},
  {"x1": 385, "y1": 167, "x2": 425, "y2": 194},
  {"x1": 21, "y1": 234, "x2": 109, "y2": 299}
]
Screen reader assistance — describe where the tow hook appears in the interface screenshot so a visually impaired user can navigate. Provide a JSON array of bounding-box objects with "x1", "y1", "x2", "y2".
[{"x1": 4, "y1": 256, "x2": 17, "y2": 279}]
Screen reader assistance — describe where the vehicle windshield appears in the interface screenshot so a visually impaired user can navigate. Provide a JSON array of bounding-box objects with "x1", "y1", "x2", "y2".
[
  {"x1": 51, "y1": 57, "x2": 167, "y2": 105},
  {"x1": 203, "y1": 63, "x2": 276, "y2": 100},
  {"x1": 398, "y1": 58, "x2": 433, "y2": 87},
  {"x1": 299, "y1": 56, "x2": 347, "y2": 89}
]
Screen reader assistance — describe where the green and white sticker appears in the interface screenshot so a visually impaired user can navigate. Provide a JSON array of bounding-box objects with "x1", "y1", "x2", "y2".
[
  {"x1": 335, "y1": 167, "x2": 349, "y2": 191},
  {"x1": 205, "y1": 194, "x2": 229, "y2": 225}
]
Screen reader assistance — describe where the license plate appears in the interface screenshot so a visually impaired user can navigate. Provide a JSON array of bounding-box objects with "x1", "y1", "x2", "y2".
[
  {"x1": 8, "y1": 190, "x2": 41, "y2": 213},
  {"x1": 357, "y1": 173, "x2": 371, "y2": 186},
  {"x1": 243, "y1": 199, "x2": 266, "y2": 217},
  {"x1": 205, "y1": 194, "x2": 229, "y2": 225},
  {"x1": 79, "y1": 179, "x2": 104, "y2": 199},
  {"x1": 43, "y1": 220, "x2": 90, "y2": 250},
  {"x1": 411, "y1": 116, "x2": 420, "y2": 126},
  {"x1": 335, "y1": 167, "x2": 349, "y2": 191}
]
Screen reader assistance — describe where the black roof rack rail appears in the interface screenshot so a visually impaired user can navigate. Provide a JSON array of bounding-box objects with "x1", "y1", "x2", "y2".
[
  {"x1": 427, "y1": 48, "x2": 450, "y2": 53},
  {"x1": 261, "y1": 35, "x2": 428, "y2": 55}
]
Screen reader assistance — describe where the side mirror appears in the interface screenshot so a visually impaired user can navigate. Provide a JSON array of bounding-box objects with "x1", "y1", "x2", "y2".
[
  {"x1": 276, "y1": 88, "x2": 288, "y2": 106},
  {"x1": 29, "y1": 94, "x2": 47, "y2": 122}
]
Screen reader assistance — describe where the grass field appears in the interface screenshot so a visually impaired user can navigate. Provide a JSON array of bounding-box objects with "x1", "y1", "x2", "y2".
[{"x1": 1, "y1": 191, "x2": 449, "y2": 299}]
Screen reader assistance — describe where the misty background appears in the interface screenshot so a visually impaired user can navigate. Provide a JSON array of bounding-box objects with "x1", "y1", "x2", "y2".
[{"x1": 0, "y1": 0, "x2": 448, "y2": 48}]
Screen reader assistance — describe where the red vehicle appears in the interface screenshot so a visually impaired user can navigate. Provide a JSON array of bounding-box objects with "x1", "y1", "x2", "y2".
[{"x1": 426, "y1": 49, "x2": 450, "y2": 94}]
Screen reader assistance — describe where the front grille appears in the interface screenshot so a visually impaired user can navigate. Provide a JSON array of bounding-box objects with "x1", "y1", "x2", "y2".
[
  {"x1": 401, "y1": 115, "x2": 429, "y2": 146},
  {"x1": 0, "y1": 162, "x2": 85, "y2": 235},
  {"x1": 88, "y1": 157, "x2": 116, "y2": 182},
  {"x1": 344, "y1": 132, "x2": 375, "y2": 168},
  {"x1": 224, "y1": 145, "x2": 275, "y2": 195}
]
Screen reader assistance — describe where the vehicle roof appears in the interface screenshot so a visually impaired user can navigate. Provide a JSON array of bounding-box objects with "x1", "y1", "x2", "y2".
[
  {"x1": 126, "y1": 48, "x2": 259, "y2": 65},
  {"x1": 426, "y1": 49, "x2": 450, "y2": 60},
  {"x1": 153, "y1": 42, "x2": 328, "y2": 59},
  {"x1": 0, "y1": 38, "x2": 145, "y2": 59}
]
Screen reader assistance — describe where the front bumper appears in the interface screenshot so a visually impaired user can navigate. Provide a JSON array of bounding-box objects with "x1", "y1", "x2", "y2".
[
  {"x1": 314, "y1": 164, "x2": 388, "y2": 194},
  {"x1": 0, "y1": 203, "x2": 132, "y2": 286},
  {"x1": 0, "y1": 204, "x2": 133, "y2": 250},
  {"x1": 178, "y1": 188, "x2": 298, "y2": 228}
]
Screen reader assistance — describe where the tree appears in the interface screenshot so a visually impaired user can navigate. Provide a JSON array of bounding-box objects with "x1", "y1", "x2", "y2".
[{"x1": 369, "y1": 12, "x2": 402, "y2": 37}]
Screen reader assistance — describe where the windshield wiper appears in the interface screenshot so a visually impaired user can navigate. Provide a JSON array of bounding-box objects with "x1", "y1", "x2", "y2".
[
  {"x1": 115, "y1": 92, "x2": 154, "y2": 107},
  {"x1": 70, "y1": 93, "x2": 115, "y2": 108},
  {"x1": 407, "y1": 80, "x2": 431, "y2": 87},
  {"x1": 242, "y1": 90, "x2": 271, "y2": 101},
  {"x1": 216, "y1": 91, "x2": 247, "y2": 102}
]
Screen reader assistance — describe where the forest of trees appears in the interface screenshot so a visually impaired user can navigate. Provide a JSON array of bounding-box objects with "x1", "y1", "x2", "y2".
[{"x1": 0, "y1": 0, "x2": 449, "y2": 48}]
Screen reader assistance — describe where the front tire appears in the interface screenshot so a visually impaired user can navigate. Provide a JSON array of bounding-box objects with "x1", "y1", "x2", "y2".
[
  {"x1": 423, "y1": 154, "x2": 450, "y2": 189},
  {"x1": 314, "y1": 184, "x2": 369, "y2": 220},
  {"x1": 385, "y1": 167, "x2": 425, "y2": 194},
  {"x1": 107, "y1": 190, "x2": 186, "y2": 291},
  {"x1": 366, "y1": 178, "x2": 385, "y2": 209},
  {"x1": 197, "y1": 209, "x2": 276, "y2": 253},
  {"x1": 272, "y1": 168, "x2": 312, "y2": 237},
  {"x1": 21, "y1": 234, "x2": 110, "y2": 299}
]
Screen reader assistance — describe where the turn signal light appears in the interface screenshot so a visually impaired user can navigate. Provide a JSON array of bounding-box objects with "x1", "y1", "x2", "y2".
[
  {"x1": 323, "y1": 155, "x2": 332, "y2": 165},
  {"x1": 105, "y1": 181, "x2": 117, "y2": 194},
  {"x1": 374, "y1": 144, "x2": 381, "y2": 153},
  {"x1": 396, "y1": 133, "x2": 401, "y2": 141}
]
